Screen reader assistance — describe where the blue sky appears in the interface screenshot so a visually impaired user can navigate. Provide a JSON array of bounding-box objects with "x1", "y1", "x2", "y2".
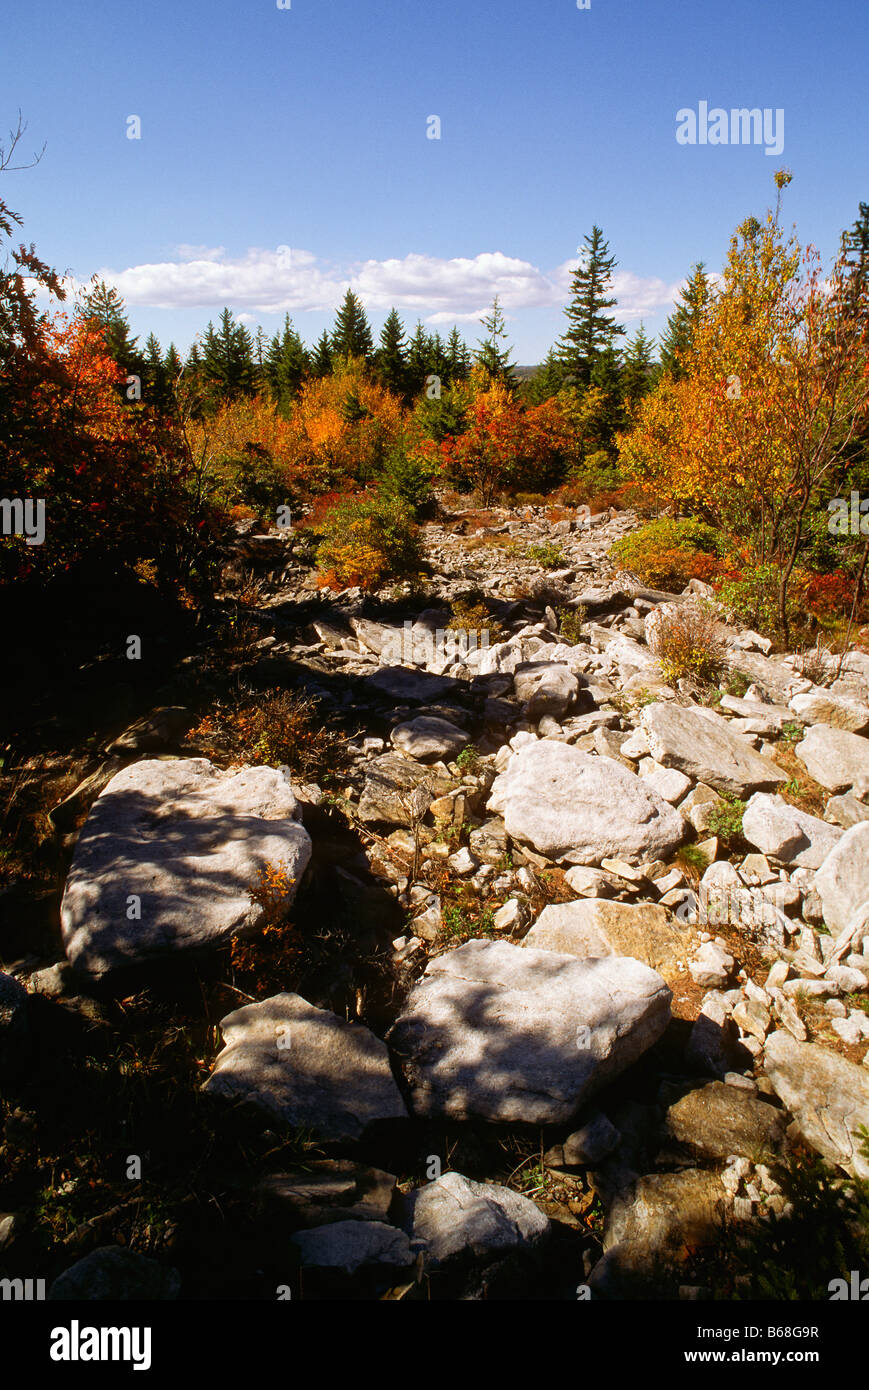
[{"x1": 2, "y1": 0, "x2": 867, "y2": 362}]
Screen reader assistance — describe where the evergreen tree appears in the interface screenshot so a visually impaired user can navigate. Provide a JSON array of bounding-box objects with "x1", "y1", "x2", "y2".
[
  {"x1": 375, "y1": 308, "x2": 408, "y2": 396},
  {"x1": 76, "y1": 276, "x2": 140, "y2": 374},
  {"x1": 445, "y1": 326, "x2": 471, "y2": 383},
  {"x1": 265, "y1": 314, "x2": 308, "y2": 410},
  {"x1": 331, "y1": 288, "x2": 373, "y2": 362},
  {"x1": 841, "y1": 202, "x2": 869, "y2": 319},
  {"x1": 475, "y1": 295, "x2": 516, "y2": 387},
  {"x1": 621, "y1": 325, "x2": 657, "y2": 410},
  {"x1": 587, "y1": 346, "x2": 626, "y2": 456},
  {"x1": 556, "y1": 226, "x2": 624, "y2": 388},
  {"x1": 141, "y1": 332, "x2": 172, "y2": 412},
  {"x1": 201, "y1": 307, "x2": 255, "y2": 403},
  {"x1": 406, "y1": 321, "x2": 433, "y2": 397},
  {"x1": 524, "y1": 349, "x2": 567, "y2": 404},
  {"x1": 311, "y1": 330, "x2": 333, "y2": 378},
  {"x1": 659, "y1": 263, "x2": 712, "y2": 378}
]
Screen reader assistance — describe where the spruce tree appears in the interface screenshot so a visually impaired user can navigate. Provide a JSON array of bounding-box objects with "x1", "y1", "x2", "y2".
[
  {"x1": 201, "y1": 307, "x2": 255, "y2": 403},
  {"x1": 475, "y1": 295, "x2": 516, "y2": 387},
  {"x1": 76, "y1": 277, "x2": 140, "y2": 374},
  {"x1": 659, "y1": 263, "x2": 711, "y2": 378},
  {"x1": 331, "y1": 289, "x2": 373, "y2": 362},
  {"x1": 556, "y1": 227, "x2": 624, "y2": 388},
  {"x1": 525, "y1": 349, "x2": 566, "y2": 404},
  {"x1": 142, "y1": 332, "x2": 171, "y2": 412},
  {"x1": 445, "y1": 326, "x2": 471, "y2": 383},
  {"x1": 265, "y1": 314, "x2": 308, "y2": 409},
  {"x1": 311, "y1": 330, "x2": 333, "y2": 378},
  {"x1": 375, "y1": 308, "x2": 408, "y2": 396},
  {"x1": 841, "y1": 202, "x2": 869, "y2": 319},
  {"x1": 406, "y1": 321, "x2": 433, "y2": 397},
  {"x1": 621, "y1": 325, "x2": 657, "y2": 410}
]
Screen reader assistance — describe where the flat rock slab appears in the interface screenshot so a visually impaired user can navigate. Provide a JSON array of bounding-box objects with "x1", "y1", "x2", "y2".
[
  {"x1": 290, "y1": 1220, "x2": 414, "y2": 1275},
  {"x1": 202, "y1": 993, "x2": 409, "y2": 1143},
  {"x1": 523, "y1": 899, "x2": 692, "y2": 986},
  {"x1": 363, "y1": 667, "x2": 461, "y2": 703},
  {"x1": 763, "y1": 1030, "x2": 869, "y2": 1178},
  {"x1": 790, "y1": 691, "x2": 869, "y2": 734},
  {"x1": 47, "y1": 1246, "x2": 180, "y2": 1300},
  {"x1": 590, "y1": 1170, "x2": 728, "y2": 1298},
  {"x1": 357, "y1": 754, "x2": 454, "y2": 825},
  {"x1": 387, "y1": 939, "x2": 671, "y2": 1125},
  {"x1": 486, "y1": 740, "x2": 684, "y2": 866},
  {"x1": 742, "y1": 792, "x2": 843, "y2": 869},
  {"x1": 390, "y1": 716, "x2": 469, "y2": 761},
  {"x1": 400, "y1": 1171, "x2": 549, "y2": 1268},
  {"x1": 641, "y1": 702, "x2": 787, "y2": 796},
  {"x1": 664, "y1": 1081, "x2": 786, "y2": 1159},
  {"x1": 814, "y1": 822, "x2": 869, "y2": 932},
  {"x1": 795, "y1": 723, "x2": 869, "y2": 793},
  {"x1": 60, "y1": 759, "x2": 312, "y2": 978}
]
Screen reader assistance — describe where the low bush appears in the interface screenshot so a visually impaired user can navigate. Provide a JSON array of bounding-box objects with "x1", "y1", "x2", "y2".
[
  {"x1": 647, "y1": 603, "x2": 726, "y2": 685},
  {"x1": 610, "y1": 517, "x2": 727, "y2": 590},
  {"x1": 314, "y1": 490, "x2": 422, "y2": 590}
]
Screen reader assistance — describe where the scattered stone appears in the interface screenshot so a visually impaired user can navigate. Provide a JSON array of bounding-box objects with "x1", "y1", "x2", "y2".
[
  {"x1": 60, "y1": 759, "x2": 312, "y2": 978},
  {"x1": 203, "y1": 993, "x2": 408, "y2": 1142},
  {"x1": 48, "y1": 1246, "x2": 180, "y2": 1300},
  {"x1": 795, "y1": 724, "x2": 869, "y2": 793},
  {"x1": 789, "y1": 691, "x2": 869, "y2": 735},
  {"x1": 664, "y1": 1082, "x2": 786, "y2": 1159},
  {"x1": 742, "y1": 793, "x2": 842, "y2": 869},
  {"x1": 400, "y1": 1172, "x2": 549, "y2": 1268},
  {"x1": 387, "y1": 939, "x2": 671, "y2": 1124},
  {"x1": 391, "y1": 717, "x2": 469, "y2": 762},
  {"x1": 357, "y1": 754, "x2": 453, "y2": 826},
  {"x1": 487, "y1": 740, "x2": 684, "y2": 866},
  {"x1": 815, "y1": 824, "x2": 869, "y2": 932},
  {"x1": 290, "y1": 1220, "x2": 414, "y2": 1275},
  {"x1": 763, "y1": 1030, "x2": 869, "y2": 1177},
  {"x1": 524, "y1": 898, "x2": 692, "y2": 984}
]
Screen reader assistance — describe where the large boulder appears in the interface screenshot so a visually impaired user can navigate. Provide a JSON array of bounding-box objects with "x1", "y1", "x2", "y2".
[
  {"x1": 387, "y1": 939, "x2": 671, "y2": 1124},
  {"x1": 202, "y1": 993, "x2": 409, "y2": 1142},
  {"x1": 512, "y1": 662, "x2": 579, "y2": 719},
  {"x1": 641, "y1": 702, "x2": 787, "y2": 796},
  {"x1": 390, "y1": 717, "x2": 469, "y2": 762},
  {"x1": 814, "y1": 822, "x2": 869, "y2": 932},
  {"x1": 47, "y1": 1246, "x2": 180, "y2": 1300},
  {"x1": 664, "y1": 1081, "x2": 786, "y2": 1159},
  {"x1": 357, "y1": 754, "x2": 453, "y2": 826},
  {"x1": 795, "y1": 724, "x2": 869, "y2": 793},
  {"x1": 400, "y1": 1171, "x2": 549, "y2": 1269},
  {"x1": 742, "y1": 792, "x2": 843, "y2": 869},
  {"x1": 486, "y1": 740, "x2": 684, "y2": 866},
  {"x1": 763, "y1": 1031, "x2": 869, "y2": 1178},
  {"x1": 60, "y1": 760, "x2": 312, "y2": 978},
  {"x1": 523, "y1": 899, "x2": 692, "y2": 986},
  {"x1": 789, "y1": 691, "x2": 869, "y2": 735}
]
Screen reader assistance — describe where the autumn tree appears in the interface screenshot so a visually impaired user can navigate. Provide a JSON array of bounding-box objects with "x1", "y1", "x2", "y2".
[{"x1": 620, "y1": 194, "x2": 869, "y2": 641}]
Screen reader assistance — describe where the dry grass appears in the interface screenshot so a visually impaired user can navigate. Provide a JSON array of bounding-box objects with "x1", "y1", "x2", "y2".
[
  {"x1": 772, "y1": 742, "x2": 827, "y2": 817},
  {"x1": 647, "y1": 604, "x2": 726, "y2": 685}
]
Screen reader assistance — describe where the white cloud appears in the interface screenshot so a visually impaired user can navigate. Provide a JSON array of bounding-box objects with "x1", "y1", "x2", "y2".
[{"x1": 27, "y1": 246, "x2": 685, "y2": 328}]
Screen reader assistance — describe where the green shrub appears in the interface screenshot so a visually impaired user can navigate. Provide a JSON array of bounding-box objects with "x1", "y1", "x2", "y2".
[
  {"x1": 315, "y1": 491, "x2": 422, "y2": 589},
  {"x1": 525, "y1": 541, "x2": 567, "y2": 569},
  {"x1": 377, "y1": 447, "x2": 437, "y2": 517},
  {"x1": 706, "y1": 792, "x2": 747, "y2": 846},
  {"x1": 610, "y1": 517, "x2": 727, "y2": 589}
]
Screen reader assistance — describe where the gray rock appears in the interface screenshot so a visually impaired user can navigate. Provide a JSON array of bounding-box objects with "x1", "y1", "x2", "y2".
[
  {"x1": 103, "y1": 706, "x2": 191, "y2": 755},
  {"x1": 387, "y1": 939, "x2": 671, "y2": 1124},
  {"x1": 290, "y1": 1220, "x2": 414, "y2": 1274},
  {"x1": 795, "y1": 724, "x2": 869, "y2": 793},
  {"x1": 815, "y1": 823, "x2": 869, "y2": 932},
  {"x1": 641, "y1": 702, "x2": 788, "y2": 795},
  {"x1": 789, "y1": 691, "x2": 869, "y2": 734},
  {"x1": 512, "y1": 662, "x2": 579, "y2": 719},
  {"x1": 589, "y1": 1170, "x2": 729, "y2": 1298},
  {"x1": 688, "y1": 941, "x2": 735, "y2": 989},
  {"x1": 664, "y1": 1081, "x2": 786, "y2": 1159},
  {"x1": 468, "y1": 819, "x2": 508, "y2": 865},
  {"x1": 523, "y1": 898, "x2": 691, "y2": 984},
  {"x1": 202, "y1": 993, "x2": 409, "y2": 1142},
  {"x1": 364, "y1": 667, "x2": 461, "y2": 703},
  {"x1": 390, "y1": 717, "x2": 469, "y2": 761},
  {"x1": 551, "y1": 1112, "x2": 621, "y2": 1167},
  {"x1": 763, "y1": 1030, "x2": 869, "y2": 1178},
  {"x1": 60, "y1": 759, "x2": 312, "y2": 977},
  {"x1": 487, "y1": 740, "x2": 684, "y2": 866},
  {"x1": 401, "y1": 1171, "x2": 549, "y2": 1267},
  {"x1": 48, "y1": 1246, "x2": 180, "y2": 1300},
  {"x1": 824, "y1": 793, "x2": 869, "y2": 829},
  {"x1": 357, "y1": 754, "x2": 453, "y2": 826},
  {"x1": 254, "y1": 1160, "x2": 397, "y2": 1228},
  {"x1": 742, "y1": 793, "x2": 843, "y2": 869}
]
